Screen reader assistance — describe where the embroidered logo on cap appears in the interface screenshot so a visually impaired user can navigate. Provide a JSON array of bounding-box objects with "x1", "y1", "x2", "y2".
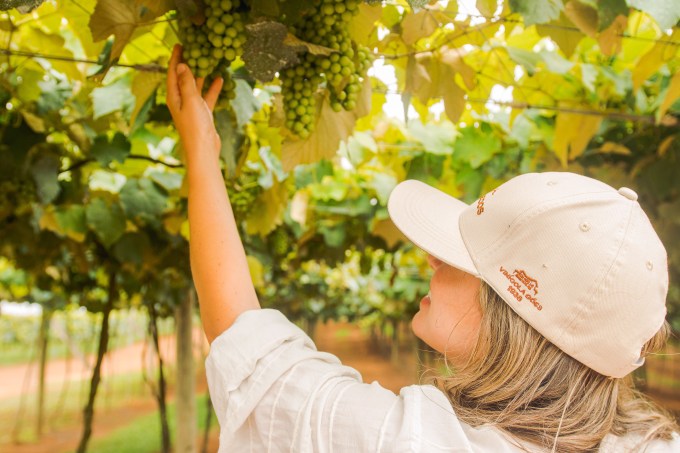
[
  {"x1": 476, "y1": 189, "x2": 497, "y2": 215},
  {"x1": 499, "y1": 266, "x2": 543, "y2": 311}
]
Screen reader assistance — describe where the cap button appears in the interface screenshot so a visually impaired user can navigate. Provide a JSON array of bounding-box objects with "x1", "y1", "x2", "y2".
[{"x1": 618, "y1": 187, "x2": 638, "y2": 201}]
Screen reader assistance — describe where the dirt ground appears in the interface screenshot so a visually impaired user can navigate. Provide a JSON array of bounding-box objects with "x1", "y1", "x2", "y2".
[{"x1": 0, "y1": 320, "x2": 416, "y2": 453}]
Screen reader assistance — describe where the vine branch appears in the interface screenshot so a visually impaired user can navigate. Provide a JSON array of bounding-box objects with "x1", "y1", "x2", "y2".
[
  {"x1": 60, "y1": 154, "x2": 183, "y2": 174},
  {"x1": 0, "y1": 48, "x2": 166, "y2": 73}
]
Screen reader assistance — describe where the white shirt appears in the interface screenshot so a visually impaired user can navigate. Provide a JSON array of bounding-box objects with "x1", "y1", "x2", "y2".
[{"x1": 205, "y1": 309, "x2": 680, "y2": 452}]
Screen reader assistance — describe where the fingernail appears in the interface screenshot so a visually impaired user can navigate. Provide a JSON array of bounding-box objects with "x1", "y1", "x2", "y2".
[{"x1": 177, "y1": 64, "x2": 187, "y2": 75}]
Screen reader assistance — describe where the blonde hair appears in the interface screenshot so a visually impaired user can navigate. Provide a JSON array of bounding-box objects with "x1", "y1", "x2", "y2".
[{"x1": 432, "y1": 282, "x2": 678, "y2": 452}]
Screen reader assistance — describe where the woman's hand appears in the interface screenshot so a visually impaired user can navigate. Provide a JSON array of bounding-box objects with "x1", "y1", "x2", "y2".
[{"x1": 166, "y1": 44, "x2": 224, "y2": 169}]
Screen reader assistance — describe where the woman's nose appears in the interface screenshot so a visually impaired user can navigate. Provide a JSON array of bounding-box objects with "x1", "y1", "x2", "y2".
[{"x1": 427, "y1": 254, "x2": 443, "y2": 270}]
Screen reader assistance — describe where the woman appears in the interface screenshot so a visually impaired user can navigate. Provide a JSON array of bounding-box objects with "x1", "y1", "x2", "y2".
[{"x1": 166, "y1": 45, "x2": 679, "y2": 452}]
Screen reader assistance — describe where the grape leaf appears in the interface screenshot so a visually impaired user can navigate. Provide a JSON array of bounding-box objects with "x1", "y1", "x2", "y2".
[
  {"x1": 54, "y1": 205, "x2": 87, "y2": 242},
  {"x1": 283, "y1": 34, "x2": 334, "y2": 56},
  {"x1": 564, "y1": 1, "x2": 597, "y2": 37},
  {"x1": 401, "y1": 10, "x2": 439, "y2": 46},
  {"x1": 91, "y1": 133, "x2": 131, "y2": 167},
  {"x1": 85, "y1": 198, "x2": 126, "y2": 247},
  {"x1": 628, "y1": 0, "x2": 680, "y2": 30},
  {"x1": 348, "y1": 2, "x2": 381, "y2": 46},
  {"x1": 281, "y1": 77, "x2": 371, "y2": 171},
  {"x1": 130, "y1": 71, "x2": 164, "y2": 127},
  {"x1": 0, "y1": 0, "x2": 44, "y2": 13},
  {"x1": 249, "y1": 0, "x2": 316, "y2": 20},
  {"x1": 113, "y1": 232, "x2": 150, "y2": 266},
  {"x1": 536, "y1": 14, "x2": 583, "y2": 57},
  {"x1": 553, "y1": 110, "x2": 602, "y2": 165},
  {"x1": 244, "y1": 178, "x2": 288, "y2": 236},
  {"x1": 453, "y1": 126, "x2": 501, "y2": 169},
  {"x1": 658, "y1": 71, "x2": 680, "y2": 120},
  {"x1": 591, "y1": 0, "x2": 628, "y2": 30},
  {"x1": 403, "y1": 47, "x2": 470, "y2": 123},
  {"x1": 88, "y1": 0, "x2": 174, "y2": 73},
  {"x1": 173, "y1": 0, "x2": 198, "y2": 18},
  {"x1": 215, "y1": 110, "x2": 245, "y2": 178},
  {"x1": 91, "y1": 75, "x2": 133, "y2": 119},
  {"x1": 119, "y1": 178, "x2": 167, "y2": 225},
  {"x1": 632, "y1": 29, "x2": 680, "y2": 90},
  {"x1": 242, "y1": 21, "x2": 303, "y2": 83},
  {"x1": 477, "y1": 0, "x2": 499, "y2": 17},
  {"x1": 31, "y1": 154, "x2": 61, "y2": 204},
  {"x1": 597, "y1": 14, "x2": 626, "y2": 56},
  {"x1": 509, "y1": 0, "x2": 564, "y2": 26},
  {"x1": 372, "y1": 218, "x2": 407, "y2": 248},
  {"x1": 406, "y1": 0, "x2": 429, "y2": 11},
  {"x1": 232, "y1": 79, "x2": 262, "y2": 128}
]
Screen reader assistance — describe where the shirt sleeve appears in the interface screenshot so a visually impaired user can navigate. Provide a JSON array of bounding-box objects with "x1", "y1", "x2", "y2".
[{"x1": 205, "y1": 309, "x2": 487, "y2": 453}]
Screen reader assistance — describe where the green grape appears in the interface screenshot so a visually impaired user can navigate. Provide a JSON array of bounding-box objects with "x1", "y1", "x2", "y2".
[
  {"x1": 279, "y1": 0, "x2": 371, "y2": 127},
  {"x1": 176, "y1": 0, "x2": 248, "y2": 107},
  {"x1": 226, "y1": 167, "x2": 263, "y2": 220},
  {"x1": 269, "y1": 227, "x2": 292, "y2": 258},
  {"x1": 279, "y1": 53, "x2": 318, "y2": 138}
]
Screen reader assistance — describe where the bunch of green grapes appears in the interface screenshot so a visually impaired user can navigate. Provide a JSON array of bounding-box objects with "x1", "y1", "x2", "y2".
[
  {"x1": 268, "y1": 226, "x2": 292, "y2": 258},
  {"x1": 280, "y1": 53, "x2": 323, "y2": 139},
  {"x1": 226, "y1": 168, "x2": 263, "y2": 220},
  {"x1": 280, "y1": 0, "x2": 373, "y2": 137},
  {"x1": 0, "y1": 179, "x2": 35, "y2": 220},
  {"x1": 176, "y1": 0, "x2": 247, "y2": 102}
]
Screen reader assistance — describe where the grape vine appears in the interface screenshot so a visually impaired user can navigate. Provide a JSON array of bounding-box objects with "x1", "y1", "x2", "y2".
[{"x1": 174, "y1": 0, "x2": 371, "y2": 135}]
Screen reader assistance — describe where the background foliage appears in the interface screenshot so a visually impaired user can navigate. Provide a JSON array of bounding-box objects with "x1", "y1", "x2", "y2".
[
  {"x1": 0, "y1": 0, "x2": 679, "y2": 333},
  {"x1": 1, "y1": 0, "x2": 679, "y2": 449}
]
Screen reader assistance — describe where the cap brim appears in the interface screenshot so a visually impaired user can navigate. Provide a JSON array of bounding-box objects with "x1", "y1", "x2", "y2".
[{"x1": 388, "y1": 180, "x2": 479, "y2": 276}]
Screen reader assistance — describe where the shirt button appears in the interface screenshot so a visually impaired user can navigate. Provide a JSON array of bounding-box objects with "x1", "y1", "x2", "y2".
[{"x1": 618, "y1": 187, "x2": 638, "y2": 201}]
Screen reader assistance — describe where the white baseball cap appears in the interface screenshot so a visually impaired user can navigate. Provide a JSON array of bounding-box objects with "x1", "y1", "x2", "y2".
[{"x1": 387, "y1": 172, "x2": 668, "y2": 378}]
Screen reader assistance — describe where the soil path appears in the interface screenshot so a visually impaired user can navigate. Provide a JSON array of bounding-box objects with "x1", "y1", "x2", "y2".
[
  {"x1": 0, "y1": 328, "x2": 206, "y2": 401},
  {"x1": 1, "y1": 321, "x2": 416, "y2": 453}
]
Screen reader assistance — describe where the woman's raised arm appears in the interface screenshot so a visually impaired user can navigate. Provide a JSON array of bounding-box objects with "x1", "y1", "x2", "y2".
[{"x1": 166, "y1": 44, "x2": 260, "y2": 342}]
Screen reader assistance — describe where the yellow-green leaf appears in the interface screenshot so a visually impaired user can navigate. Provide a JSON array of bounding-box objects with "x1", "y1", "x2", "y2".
[
  {"x1": 244, "y1": 179, "x2": 288, "y2": 236},
  {"x1": 89, "y1": 0, "x2": 173, "y2": 70},
  {"x1": 658, "y1": 71, "x2": 680, "y2": 121},
  {"x1": 553, "y1": 111, "x2": 603, "y2": 166},
  {"x1": 476, "y1": 0, "x2": 499, "y2": 17},
  {"x1": 401, "y1": 10, "x2": 438, "y2": 46},
  {"x1": 598, "y1": 142, "x2": 631, "y2": 155},
  {"x1": 537, "y1": 14, "x2": 583, "y2": 57},
  {"x1": 597, "y1": 14, "x2": 627, "y2": 56},
  {"x1": 632, "y1": 29, "x2": 680, "y2": 90},
  {"x1": 283, "y1": 33, "x2": 335, "y2": 56},
  {"x1": 349, "y1": 2, "x2": 381, "y2": 46},
  {"x1": 281, "y1": 78, "x2": 371, "y2": 171},
  {"x1": 130, "y1": 71, "x2": 164, "y2": 126},
  {"x1": 658, "y1": 134, "x2": 676, "y2": 157},
  {"x1": 564, "y1": 1, "x2": 598, "y2": 38},
  {"x1": 246, "y1": 255, "x2": 265, "y2": 288},
  {"x1": 372, "y1": 218, "x2": 407, "y2": 248}
]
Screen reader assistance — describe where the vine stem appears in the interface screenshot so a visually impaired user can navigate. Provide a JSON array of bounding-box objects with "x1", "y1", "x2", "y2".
[
  {"x1": 60, "y1": 154, "x2": 183, "y2": 174},
  {"x1": 0, "y1": 48, "x2": 166, "y2": 72}
]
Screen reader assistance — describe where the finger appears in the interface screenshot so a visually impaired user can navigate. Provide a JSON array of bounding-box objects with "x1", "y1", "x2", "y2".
[
  {"x1": 166, "y1": 44, "x2": 182, "y2": 110},
  {"x1": 204, "y1": 77, "x2": 224, "y2": 112},
  {"x1": 176, "y1": 63, "x2": 198, "y2": 104},
  {"x1": 196, "y1": 77, "x2": 205, "y2": 94}
]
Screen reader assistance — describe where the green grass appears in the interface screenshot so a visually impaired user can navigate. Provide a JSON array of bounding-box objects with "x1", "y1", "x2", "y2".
[{"x1": 77, "y1": 393, "x2": 217, "y2": 453}]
